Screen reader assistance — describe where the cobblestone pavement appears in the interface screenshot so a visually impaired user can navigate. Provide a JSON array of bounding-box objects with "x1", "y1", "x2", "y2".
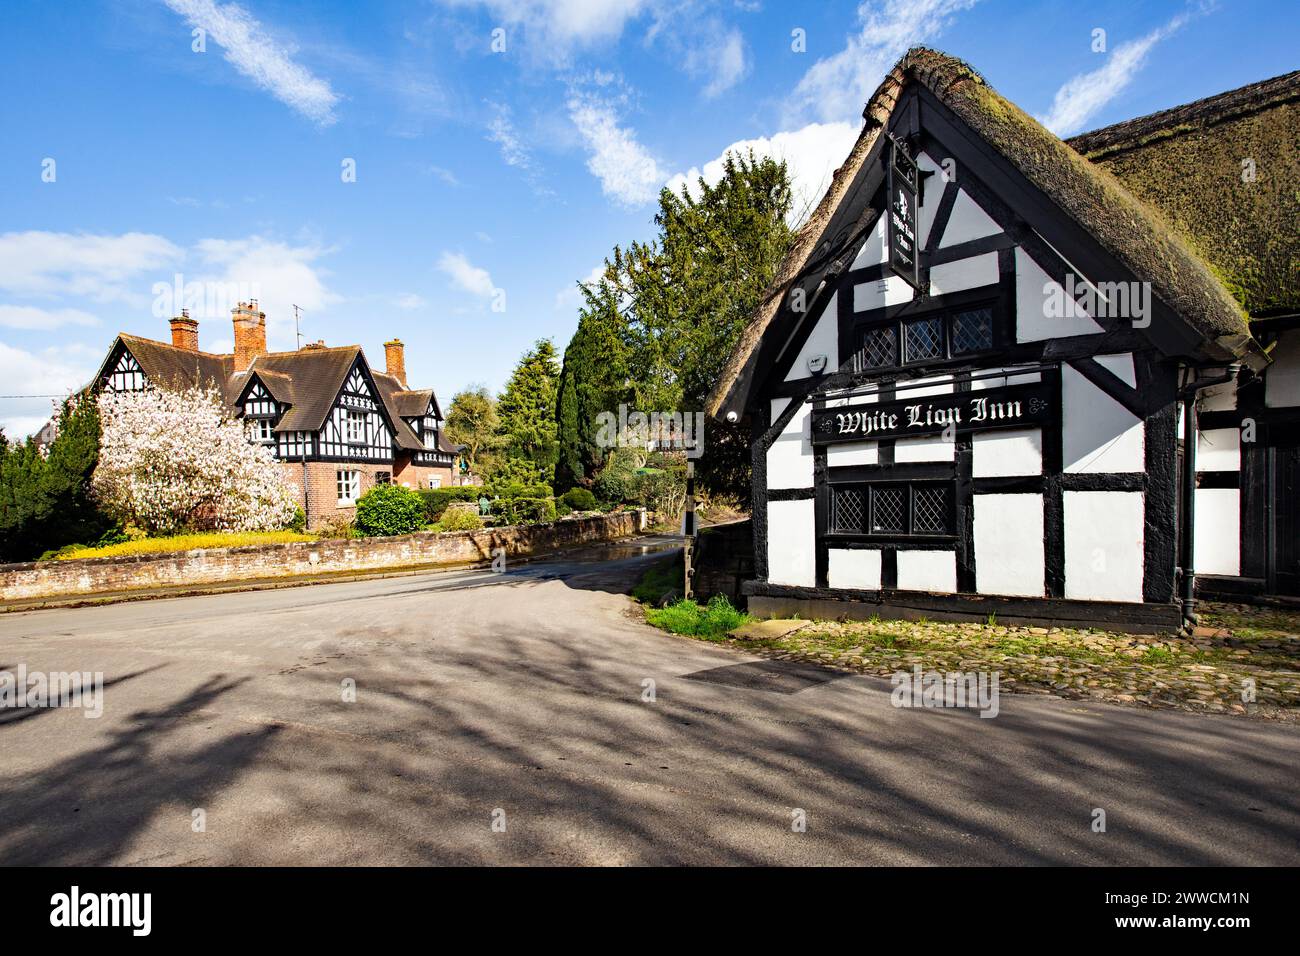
[{"x1": 710, "y1": 602, "x2": 1300, "y2": 720}]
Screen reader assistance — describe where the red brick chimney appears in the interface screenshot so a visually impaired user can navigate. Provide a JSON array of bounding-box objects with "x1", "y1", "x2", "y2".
[
  {"x1": 169, "y1": 310, "x2": 199, "y2": 352},
  {"x1": 232, "y1": 300, "x2": 268, "y2": 371},
  {"x1": 384, "y1": 339, "x2": 407, "y2": 386}
]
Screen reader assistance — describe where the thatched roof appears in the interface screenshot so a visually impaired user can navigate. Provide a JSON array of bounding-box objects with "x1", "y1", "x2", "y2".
[
  {"x1": 706, "y1": 47, "x2": 1255, "y2": 418},
  {"x1": 1070, "y1": 70, "x2": 1300, "y2": 316}
]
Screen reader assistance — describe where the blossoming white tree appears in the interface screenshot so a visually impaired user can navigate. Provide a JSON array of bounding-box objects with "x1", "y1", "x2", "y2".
[{"x1": 93, "y1": 385, "x2": 299, "y2": 534}]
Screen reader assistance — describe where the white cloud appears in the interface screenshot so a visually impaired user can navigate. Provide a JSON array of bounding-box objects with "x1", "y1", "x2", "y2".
[
  {"x1": 699, "y1": 28, "x2": 748, "y2": 98},
  {"x1": 567, "y1": 86, "x2": 666, "y2": 207},
  {"x1": 191, "y1": 236, "x2": 340, "y2": 349},
  {"x1": 486, "y1": 104, "x2": 535, "y2": 170},
  {"x1": 418, "y1": 164, "x2": 461, "y2": 186},
  {"x1": 437, "y1": 252, "x2": 498, "y2": 299},
  {"x1": 784, "y1": 0, "x2": 980, "y2": 126},
  {"x1": 161, "y1": 0, "x2": 341, "y2": 125},
  {"x1": 0, "y1": 342, "x2": 97, "y2": 439},
  {"x1": 393, "y1": 293, "x2": 427, "y2": 310},
  {"x1": 0, "y1": 305, "x2": 100, "y2": 330},
  {"x1": 1037, "y1": 15, "x2": 1191, "y2": 136},
  {"x1": 554, "y1": 263, "x2": 606, "y2": 311},
  {"x1": 666, "y1": 121, "x2": 860, "y2": 226},
  {"x1": 443, "y1": 0, "x2": 651, "y2": 57},
  {"x1": 0, "y1": 231, "x2": 181, "y2": 304}
]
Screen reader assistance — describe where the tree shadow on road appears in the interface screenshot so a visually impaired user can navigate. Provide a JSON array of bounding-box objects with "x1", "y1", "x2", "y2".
[{"x1": 0, "y1": 674, "x2": 278, "y2": 865}]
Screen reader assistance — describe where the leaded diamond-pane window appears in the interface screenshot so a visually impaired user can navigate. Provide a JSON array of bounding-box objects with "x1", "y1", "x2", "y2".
[
  {"x1": 903, "y1": 316, "x2": 943, "y2": 363},
  {"x1": 850, "y1": 299, "x2": 999, "y2": 371},
  {"x1": 871, "y1": 485, "x2": 906, "y2": 533},
  {"x1": 826, "y1": 481, "x2": 955, "y2": 538},
  {"x1": 912, "y1": 485, "x2": 950, "y2": 534},
  {"x1": 831, "y1": 486, "x2": 865, "y2": 533},
  {"x1": 857, "y1": 326, "x2": 897, "y2": 370},
  {"x1": 951, "y1": 307, "x2": 994, "y2": 354}
]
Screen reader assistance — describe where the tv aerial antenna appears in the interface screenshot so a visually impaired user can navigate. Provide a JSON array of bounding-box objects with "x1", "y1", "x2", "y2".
[{"x1": 293, "y1": 304, "x2": 303, "y2": 349}]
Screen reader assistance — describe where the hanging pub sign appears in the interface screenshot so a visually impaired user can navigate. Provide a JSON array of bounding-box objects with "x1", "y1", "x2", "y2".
[
  {"x1": 886, "y1": 133, "x2": 924, "y2": 292},
  {"x1": 812, "y1": 381, "x2": 1054, "y2": 445}
]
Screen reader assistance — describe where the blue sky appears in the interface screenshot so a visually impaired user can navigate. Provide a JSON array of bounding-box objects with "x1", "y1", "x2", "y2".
[{"x1": 1, "y1": 0, "x2": 1295, "y2": 436}]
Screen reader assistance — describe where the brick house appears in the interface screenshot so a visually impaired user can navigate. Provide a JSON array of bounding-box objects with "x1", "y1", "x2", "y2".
[{"x1": 91, "y1": 302, "x2": 459, "y2": 529}]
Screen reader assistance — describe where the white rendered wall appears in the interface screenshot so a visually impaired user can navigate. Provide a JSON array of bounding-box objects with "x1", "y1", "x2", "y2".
[
  {"x1": 1014, "y1": 249, "x2": 1103, "y2": 341},
  {"x1": 929, "y1": 252, "x2": 998, "y2": 295},
  {"x1": 896, "y1": 550, "x2": 957, "y2": 593},
  {"x1": 1194, "y1": 488, "x2": 1240, "y2": 576},
  {"x1": 1265, "y1": 331, "x2": 1300, "y2": 408},
  {"x1": 1196, "y1": 428, "x2": 1240, "y2": 472},
  {"x1": 828, "y1": 549, "x2": 882, "y2": 590},
  {"x1": 1063, "y1": 491, "x2": 1145, "y2": 602},
  {"x1": 938, "y1": 188, "x2": 1001, "y2": 247},
  {"x1": 767, "y1": 397, "x2": 813, "y2": 489},
  {"x1": 974, "y1": 493, "x2": 1045, "y2": 596},
  {"x1": 895, "y1": 435, "x2": 956, "y2": 462},
  {"x1": 972, "y1": 428, "x2": 1042, "y2": 477},
  {"x1": 1201, "y1": 379, "x2": 1236, "y2": 412},
  {"x1": 1061, "y1": 364, "x2": 1144, "y2": 473},
  {"x1": 767, "y1": 499, "x2": 816, "y2": 587},
  {"x1": 784, "y1": 291, "x2": 839, "y2": 382},
  {"x1": 970, "y1": 366, "x2": 1046, "y2": 477},
  {"x1": 854, "y1": 275, "x2": 914, "y2": 312},
  {"x1": 851, "y1": 215, "x2": 888, "y2": 269},
  {"x1": 827, "y1": 441, "x2": 879, "y2": 467},
  {"x1": 915, "y1": 152, "x2": 943, "y2": 250}
]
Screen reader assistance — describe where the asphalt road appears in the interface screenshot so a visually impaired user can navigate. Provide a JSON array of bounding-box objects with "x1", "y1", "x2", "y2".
[{"x1": 1, "y1": 537, "x2": 1296, "y2": 866}]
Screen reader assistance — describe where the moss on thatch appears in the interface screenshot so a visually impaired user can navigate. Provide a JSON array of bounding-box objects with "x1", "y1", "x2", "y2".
[{"x1": 1074, "y1": 88, "x2": 1300, "y2": 315}]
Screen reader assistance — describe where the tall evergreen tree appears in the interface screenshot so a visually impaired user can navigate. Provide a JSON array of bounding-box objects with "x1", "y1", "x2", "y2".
[
  {"x1": 0, "y1": 396, "x2": 107, "y2": 561},
  {"x1": 494, "y1": 339, "x2": 561, "y2": 483},
  {"x1": 555, "y1": 278, "x2": 632, "y2": 490}
]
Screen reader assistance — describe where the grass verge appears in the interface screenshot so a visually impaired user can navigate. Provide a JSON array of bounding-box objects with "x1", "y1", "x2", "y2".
[
  {"x1": 630, "y1": 553, "x2": 683, "y2": 604},
  {"x1": 645, "y1": 595, "x2": 750, "y2": 641}
]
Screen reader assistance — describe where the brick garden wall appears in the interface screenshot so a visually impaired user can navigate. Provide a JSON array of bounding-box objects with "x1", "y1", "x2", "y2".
[{"x1": 0, "y1": 511, "x2": 646, "y2": 603}]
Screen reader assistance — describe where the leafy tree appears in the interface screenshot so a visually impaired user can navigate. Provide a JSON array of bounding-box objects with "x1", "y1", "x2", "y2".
[
  {"x1": 557, "y1": 150, "x2": 794, "y2": 504},
  {"x1": 93, "y1": 386, "x2": 298, "y2": 535},
  {"x1": 0, "y1": 397, "x2": 109, "y2": 562},
  {"x1": 444, "y1": 385, "x2": 499, "y2": 474},
  {"x1": 493, "y1": 339, "x2": 560, "y2": 481}
]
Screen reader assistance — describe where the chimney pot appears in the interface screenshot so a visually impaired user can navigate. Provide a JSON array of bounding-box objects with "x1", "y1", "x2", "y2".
[
  {"x1": 170, "y1": 313, "x2": 200, "y2": 352},
  {"x1": 384, "y1": 338, "x2": 407, "y2": 387}
]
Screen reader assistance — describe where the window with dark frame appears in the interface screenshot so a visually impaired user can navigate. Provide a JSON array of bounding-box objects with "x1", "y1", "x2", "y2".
[
  {"x1": 829, "y1": 481, "x2": 954, "y2": 538},
  {"x1": 852, "y1": 302, "x2": 997, "y2": 372}
]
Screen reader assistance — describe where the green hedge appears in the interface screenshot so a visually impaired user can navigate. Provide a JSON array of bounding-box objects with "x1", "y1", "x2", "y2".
[
  {"x1": 418, "y1": 485, "x2": 483, "y2": 522},
  {"x1": 355, "y1": 484, "x2": 425, "y2": 536},
  {"x1": 561, "y1": 487, "x2": 598, "y2": 511},
  {"x1": 494, "y1": 496, "x2": 556, "y2": 525}
]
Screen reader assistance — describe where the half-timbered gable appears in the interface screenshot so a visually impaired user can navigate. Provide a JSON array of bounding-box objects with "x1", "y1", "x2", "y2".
[
  {"x1": 319, "y1": 361, "x2": 396, "y2": 462},
  {"x1": 708, "y1": 48, "x2": 1286, "y2": 630},
  {"x1": 102, "y1": 345, "x2": 147, "y2": 392}
]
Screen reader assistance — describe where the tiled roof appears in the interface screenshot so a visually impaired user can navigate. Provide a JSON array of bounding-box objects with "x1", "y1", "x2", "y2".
[{"x1": 107, "y1": 336, "x2": 446, "y2": 457}]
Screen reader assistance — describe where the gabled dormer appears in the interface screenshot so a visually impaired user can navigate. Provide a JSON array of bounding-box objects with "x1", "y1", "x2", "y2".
[{"x1": 235, "y1": 374, "x2": 283, "y2": 446}]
